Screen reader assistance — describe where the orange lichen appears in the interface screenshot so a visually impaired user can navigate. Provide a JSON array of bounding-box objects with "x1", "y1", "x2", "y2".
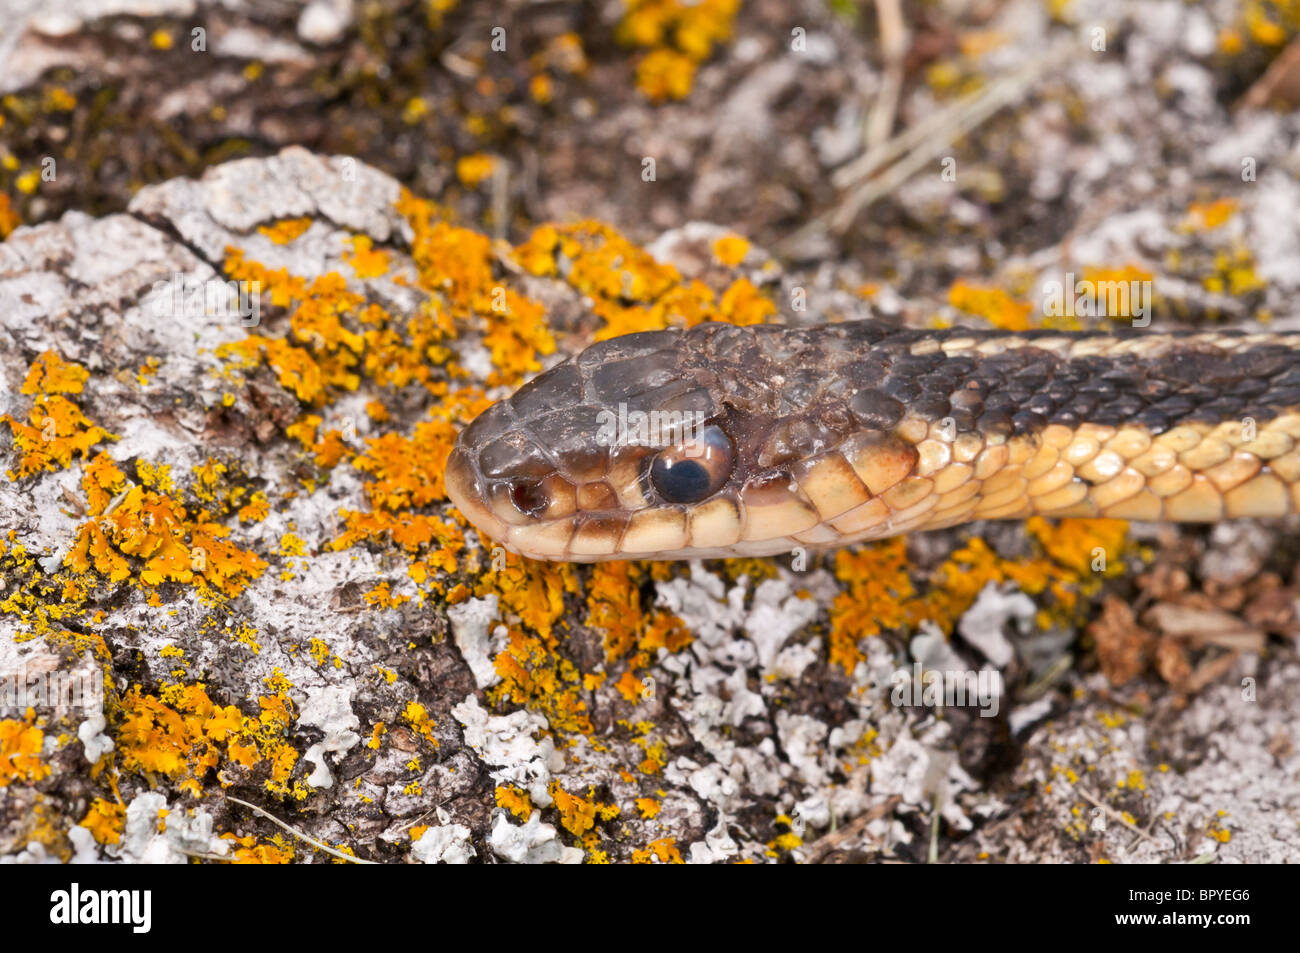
[
  {"x1": 829, "y1": 520, "x2": 1132, "y2": 672},
  {"x1": 344, "y1": 235, "x2": 391, "y2": 279},
  {"x1": 0, "y1": 711, "x2": 49, "y2": 786},
  {"x1": 66, "y1": 485, "x2": 266, "y2": 596},
  {"x1": 79, "y1": 797, "x2": 126, "y2": 845},
  {"x1": 514, "y1": 221, "x2": 773, "y2": 341},
  {"x1": 455, "y1": 154, "x2": 496, "y2": 188},
  {"x1": 949, "y1": 280, "x2": 1033, "y2": 331},
  {"x1": 550, "y1": 782, "x2": 619, "y2": 837},
  {"x1": 1184, "y1": 198, "x2": 1238, "y2": 231},
  {"x1": 632, "y1": 837, "x2": 683, "y2": 863},
  {"x1": 495, "y1": 784, "x2": 533, "y2": 820},
  {"x1": 0, "y1": 192, "x2": 20, "y2": 238},
  {"x1": 116, "y1": 679, "x2": 302, "y2": 798},
  {"x1": 22, "y1": 350, "x2": 89, "y2": 395},
  {"x1": 402, "y1": 701, "x2": 438, "y2": 747},
  {"x1": 4, "y1": 352, "x2": 114, "y2": 479},
  {"x1": 352, "y1": 420, "x2": 457, "y2": 509},
  {"x1": 491, "y1": 626, "x2": 592, "y2": 735},
  {"x1": 258, "y1": 217, "x2": 313, "y2": 244},
  {"x1": 829, "y1": 540, "x2": 922, "y2": 672},
  {"x1": 618, "y1": 0, "x2": 741, "y2": 102},
  {"x1": 222, "y1": 833, "x2": 295, "y2": 863}
]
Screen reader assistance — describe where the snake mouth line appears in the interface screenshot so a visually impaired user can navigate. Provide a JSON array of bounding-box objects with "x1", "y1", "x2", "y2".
[{"x1": 446, "y1": 323, "x2": 1300, "y2": 562}]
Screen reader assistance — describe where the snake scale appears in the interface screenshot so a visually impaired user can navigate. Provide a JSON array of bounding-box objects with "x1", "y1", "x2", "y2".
[{"x1": 446, "y1": 322, "x2": 1300, "y2": 561}]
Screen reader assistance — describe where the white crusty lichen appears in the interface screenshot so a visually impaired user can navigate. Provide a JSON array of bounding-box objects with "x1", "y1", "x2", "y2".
[
  {"x1": 298, "y1": 685, "x2": 362, "y2": 789},
  {"x1": 488, "y1": 812, "x2": 582, "y2": 864},
  {"x1": 78, "y1": 712, "x2": 115, "y2": 764},
  {"x1": 448, "y1": 594, "x2": 504, "y2": 689},
  {"x1": 411, "y1": 818, "x2": 476, "y2": 865},
  {"x1": 452, "y1": 694, "x2": 563, "y2": 808},
  {"x1": 110, "y1": 792, "x2": 230, "y2": 864}
]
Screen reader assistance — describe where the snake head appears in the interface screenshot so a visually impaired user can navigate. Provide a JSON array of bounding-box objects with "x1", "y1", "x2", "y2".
[
  {"x1": 446, "y1": 322, "x2": 896, "y2": 561},
  {"x1": 445, "y1": 329, "x2": 742, "y2": 561}
]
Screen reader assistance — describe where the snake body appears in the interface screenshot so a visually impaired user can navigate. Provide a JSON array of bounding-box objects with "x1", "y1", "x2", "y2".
[{"x1": 445, "y1": 322, "x2": 1300, "y2": 561}]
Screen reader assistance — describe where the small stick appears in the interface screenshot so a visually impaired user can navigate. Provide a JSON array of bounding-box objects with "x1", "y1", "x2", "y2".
[
  {"x1": 865, "y1": 0, "x2": 909, "y2": 150},
  {"x1": 799, "y1": 795, "x2": 901, "y2": 862},
  {"x1": 1076, "y1": 788, "x2": 1160, "y2": 846},
  {"x1": 227, "y1": 795, "x2": 377, "y2": 865}
]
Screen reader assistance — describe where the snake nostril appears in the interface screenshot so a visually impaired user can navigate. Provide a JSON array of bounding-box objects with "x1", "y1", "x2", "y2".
[{"x1": 509, "y1": 480, "x2": 550, "y2": 517}]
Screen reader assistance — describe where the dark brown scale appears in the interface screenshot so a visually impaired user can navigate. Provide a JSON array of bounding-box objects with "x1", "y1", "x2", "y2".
[
  {"x1": 850, "y1": 389, "x2": 907, "y2": 428},
  {"x1": 480, "y1": 432, "x2": 553, "y2": 480},
  {"x1": 590, "y1": 351, "x2": 681, "y2": 402},
  {"x1": 576, "y1": 330, "x2": 676, "y2": 369}
]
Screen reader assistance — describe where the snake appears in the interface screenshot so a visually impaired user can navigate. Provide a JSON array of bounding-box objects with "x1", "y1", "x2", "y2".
[{"x1": 445, "y1": 322, "x2": 1300, "y2": 562}]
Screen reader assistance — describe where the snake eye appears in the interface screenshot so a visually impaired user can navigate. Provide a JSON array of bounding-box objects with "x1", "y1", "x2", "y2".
[{"x1": 648, "y1": 424, "x2": 734, "y2": 504}]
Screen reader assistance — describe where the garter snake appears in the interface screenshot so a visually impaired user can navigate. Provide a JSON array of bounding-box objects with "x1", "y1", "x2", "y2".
[{"x1": 446, "y1": 322, "x2": 1300, "y2": 561}]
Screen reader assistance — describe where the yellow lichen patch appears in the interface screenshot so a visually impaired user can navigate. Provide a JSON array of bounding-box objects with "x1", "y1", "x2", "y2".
[
  {"x1": 67, "y1": 485, "x2": 266, "y2": 597},
  {"x1": 1026, "y1": 517, "x2": 1127, "y2": 579},
  {"x1": 221, "y1": 832, "x2": 295, "y2": 863},
  {"x1": 829, "y1": 519, "x2": 1133, "y2": 672},
  {"x1": 1202, "y1": 245, "x2": 1267, "y2": 297},
  {"x1": 21, "y1": 350, "x2": 89, "y2": 395},
  {"x1": 517, "y1": 220, "x2": 678, "y2": 304},
  {"x1": 401, "y1": 701, "x2": 438, "y2": 747},
  {"x1": 455, "y1": 153, "x2": 495, "y2": 188},
  {"x1": 489, "y1": 608, "x2": 592, "y2": 736},
  {"x1": 116, "y1": 679, "x2": 303, "y2": 798},
  {"x1": 0, "y1": 711, "x2": 50, "y2": 786},
  {"x1": 631, "y1": 837, "x2": 683, "y2": 863},
  {"x1": 481, "y1": 558, "x2": 579, "y2": 644},
  {"x1": 190, "y1": 459, "x2": 228, "y2": 504},
  {"x1": 237, "y1": 492, "x2": 269, "y2": 524},
  {"x1": 585, "y1": 562, "x2": 691, "y2": 700},
  {"x1": 365, "y1": 582, "x2": 410, "y2": 610},
  {"x1": 0, "y1": 192, "x2": 20, "y2": 238},
  {"x1": 344, "y1": 235, "x2": 391, "y2": 279},
  {"x1": 352, "y1": 419, "x2": 458, "y2": 510},
  {"x1": 81, "y1": 452, "x2": 127, "y2": 516},
  {"x1": 1079, "y1": 264, "x2": 1157, "y2": 321},
  {"x1": 948, "y1": 280, "x2": 1033, "y2": 331},
  {"x1": 550, "y1": 782, "x2": 619, "y2": 837},
  {"x1": 635, "y1": 49, "x2": 697, "y2": 102},
  {"x1": 617, "y1": 0, "x2": 741, "y2": 102},
  {"x1": 79, "y1": 797, "x2": 126, "y2": 845},
  {"x1": 218, "y1": 335, "x2": 328, "y2": 404},
  {"x1": 258, "y1": 217, "x2": 313, "y2": 244},
  {"x1": 712, "y1": 234, "x2": 754, "y2": 267},
  {"x1": 4, "y1": 351, "x2": 114, "y2": 479},
  {"x1": 635, "y1": 797, "x2": 661, "y2": 819},
  {"x1": 830, "y1": 540, "x2": 922, "y2": 672},
  {"x1": 496, "y1": 784, "x2": 533, "y2": 820},
  {"x1": 396, "y1": 189, "x2": 554, "y2": 388},
  {"x1": 1183, "y1": 198, "x2": 1238, "y2": 231},
  {"x1": 514, "y1": 221, "x2": 773, "y2": 341}
]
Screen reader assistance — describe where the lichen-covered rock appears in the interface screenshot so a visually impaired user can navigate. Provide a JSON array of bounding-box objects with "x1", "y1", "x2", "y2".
[{"x1": 1, "y1": 140, "x2": 1298, "y2": 863}]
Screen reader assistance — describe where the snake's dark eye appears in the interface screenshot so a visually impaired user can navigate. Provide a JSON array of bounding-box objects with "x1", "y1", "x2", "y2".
[{"x1": 649, "y1": 424, "x2": 734, "y2": 504}]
